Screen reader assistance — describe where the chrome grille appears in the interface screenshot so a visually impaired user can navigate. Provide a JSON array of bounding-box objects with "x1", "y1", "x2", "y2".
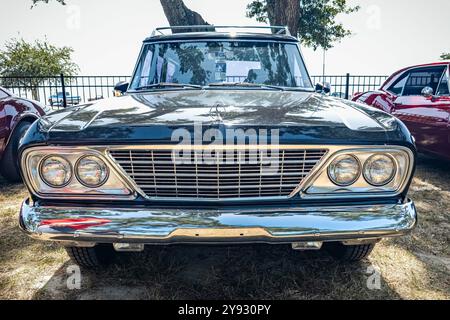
[{"x1": 110, "y1": 148, "x2": 328, "y2": 200}]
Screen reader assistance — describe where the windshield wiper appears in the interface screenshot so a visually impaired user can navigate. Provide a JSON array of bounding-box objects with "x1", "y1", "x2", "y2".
[
  {"x1": 134, "y1": 82, "x2": 203, "y2": 91},
  {"x1": 208, "y1": 82, "x2": 285, "y2": 91}
]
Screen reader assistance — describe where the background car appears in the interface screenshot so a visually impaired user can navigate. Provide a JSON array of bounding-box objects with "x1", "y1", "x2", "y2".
[
  {"x1": 331, "y1": 92, "x2": 346, "y2": 99},
  {"x1": 0, "y1": 87, "x2": 47, "y2": 182},
  {"x1": 48, "y1": 92, "x2": 82, "y2": 107},
  {"x1": 353, "y1": 62, "x2": 450, "y2": 159}
]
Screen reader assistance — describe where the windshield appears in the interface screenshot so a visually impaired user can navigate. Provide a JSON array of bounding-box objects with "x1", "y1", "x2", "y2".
[{"x1": 129, "y1": 40, "x2": 313, "y2": 90}]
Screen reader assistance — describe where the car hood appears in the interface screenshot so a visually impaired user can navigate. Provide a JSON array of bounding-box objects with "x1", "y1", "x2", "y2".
[{"x1": 36, "y1": 90, "x2": 410, "y2": 145}]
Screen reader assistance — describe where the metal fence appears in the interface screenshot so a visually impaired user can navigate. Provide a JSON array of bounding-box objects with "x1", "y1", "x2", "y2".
[
  {"x1": 0, "y1": 74, "x2": 388, "y2": 108},
  {"x1": 0, "y1": 75, "x2": 130, "y2": 108},
  {"x1": 310, "y1": 74, "x2": 388, "y2": 99}
]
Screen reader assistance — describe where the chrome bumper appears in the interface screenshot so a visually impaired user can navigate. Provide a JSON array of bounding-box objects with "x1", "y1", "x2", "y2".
[{"x1": 19, "y1": 198, "x2": 417, "y2": 245}]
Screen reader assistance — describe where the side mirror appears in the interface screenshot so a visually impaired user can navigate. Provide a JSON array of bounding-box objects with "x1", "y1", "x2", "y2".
[
  {"x1": 315, "y1": 82, "x2": 331, "y2": 94},
  {"x1": 421, "y1": 86, "x2": 434, "y2": 98},
  {"x1": 114, "y1": 81, "x2": 129, "y2": 96}
]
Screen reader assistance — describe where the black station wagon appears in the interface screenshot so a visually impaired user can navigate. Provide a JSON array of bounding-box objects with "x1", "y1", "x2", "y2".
[{"x1": 18, "y1": 26, "x2": 417, "y2": 268}]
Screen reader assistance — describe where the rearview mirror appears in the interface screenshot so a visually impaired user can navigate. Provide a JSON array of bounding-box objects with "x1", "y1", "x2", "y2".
[
  {"x1": 114, "y1": 81, "x2": 129, "y2": 96},
  {"x1": 315, "y1": 82, "x2": 331, "y2": 94},
  {"x1": 421, "y1": 86, "x2": 434, "y2": 98}
]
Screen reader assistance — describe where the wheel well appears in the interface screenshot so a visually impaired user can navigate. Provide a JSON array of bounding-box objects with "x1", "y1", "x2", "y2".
[{"x1": 4, "y1": 116, "x2": 37, "y2": 150}]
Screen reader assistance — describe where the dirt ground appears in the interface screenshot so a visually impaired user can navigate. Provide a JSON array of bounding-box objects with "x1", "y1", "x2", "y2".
[{"x1": 0, "y1": 155, "x2": 449, "y2": 300}]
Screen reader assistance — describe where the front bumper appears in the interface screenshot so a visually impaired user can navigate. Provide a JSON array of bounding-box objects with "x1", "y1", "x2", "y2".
[{"x1": 19, "y1": 198, "x2": 417, "y2": 245}]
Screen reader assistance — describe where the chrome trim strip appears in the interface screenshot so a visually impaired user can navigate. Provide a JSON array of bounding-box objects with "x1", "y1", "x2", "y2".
[{"x1": 19, "y1": 198, "x2": 417, "y2": 244}]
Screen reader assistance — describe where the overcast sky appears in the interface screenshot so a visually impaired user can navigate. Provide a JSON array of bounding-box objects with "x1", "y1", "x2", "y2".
[{"x1": 1, "y1": 0, "x2": 449, "y2": 76}]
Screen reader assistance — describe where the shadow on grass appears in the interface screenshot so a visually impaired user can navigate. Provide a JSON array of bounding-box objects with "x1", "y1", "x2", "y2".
[
  {"x1": 386, "y1": 155, "x2": 450, "y2": 298},
  {"x1": 382, "y1": 236, "x2": 450, "y2": 299},
  {"x1": 415, "y1": 154, "x2": 450, "y2": 191},
  {"x1": 33, "y1": 244, "x2": 403, "y2": 300}
]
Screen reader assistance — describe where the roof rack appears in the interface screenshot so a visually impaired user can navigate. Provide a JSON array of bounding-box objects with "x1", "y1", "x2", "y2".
[{"x1": 151, "y1": 25, "x2": 291, "y2": 37}]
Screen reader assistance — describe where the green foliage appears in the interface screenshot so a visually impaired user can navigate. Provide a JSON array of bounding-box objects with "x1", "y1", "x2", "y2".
[
  {"x1": 441, "y1": 53, "x2": 450, "y2": 60},
  {"x1": 0, "y1": 38, "x2": 79, "y2": 99},
  {"x1": 247, "y1": 0, "x2": 360, "y2": 50}
]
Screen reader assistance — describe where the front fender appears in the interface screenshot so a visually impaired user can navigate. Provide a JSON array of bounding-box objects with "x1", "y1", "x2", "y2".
[{"x1": 18, "y1": 119, "x2": 49, "y2": 156}]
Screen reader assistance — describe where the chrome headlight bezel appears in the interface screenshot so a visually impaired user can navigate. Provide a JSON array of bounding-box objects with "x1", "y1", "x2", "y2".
[
  {"x1": 302, "y1": 146, "x2": 414, "y2": 199},
  {"x1": 21, "y1": 147, "x2": 135, "y2": 200}
]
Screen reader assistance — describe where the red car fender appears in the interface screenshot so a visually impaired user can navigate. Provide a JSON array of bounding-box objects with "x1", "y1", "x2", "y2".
[{"x1": 0, "y1": 96, "x2": 45, "y2": 159}]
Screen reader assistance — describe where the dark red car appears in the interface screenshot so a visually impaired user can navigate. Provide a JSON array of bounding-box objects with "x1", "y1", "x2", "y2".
[
  {"x1": 353, "y1": 62, "x2": 450, "y2": 160},
  {"x1": 0, "y1": 87, "x2": 47, "y2": 182}
]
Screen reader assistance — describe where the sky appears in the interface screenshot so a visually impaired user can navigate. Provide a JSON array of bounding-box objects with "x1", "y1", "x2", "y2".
[{"x1": 1, "y1": 0, "x2": 449, "y2": 76}]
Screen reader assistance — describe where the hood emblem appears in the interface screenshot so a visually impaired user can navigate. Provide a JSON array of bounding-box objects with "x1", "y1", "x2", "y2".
[{"x1": 209, "y1": 104, "x2": 226, "y2": 123}]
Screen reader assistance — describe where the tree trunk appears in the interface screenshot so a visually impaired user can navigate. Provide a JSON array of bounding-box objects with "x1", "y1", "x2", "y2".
[
  {"x1": 160, "y1": 0, "x2": 214, "y2": 33},
  {"x1": 31, "y1": 87, "x2": 40, "y2": 101},
  {"x1": 265, "y1": 0, "x2": 300, "y2": 36}
]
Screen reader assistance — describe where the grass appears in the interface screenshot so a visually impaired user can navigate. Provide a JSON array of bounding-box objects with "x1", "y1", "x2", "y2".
[{"x1": 0, "y1": 155, "x2": 448, "y2": 300}]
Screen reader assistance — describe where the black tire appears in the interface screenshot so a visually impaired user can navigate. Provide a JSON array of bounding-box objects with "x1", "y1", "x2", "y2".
[
  {"x1": 325, "y1": 242, "x2": 375, "y2": 262},
  {"x1": 0, "y1": 121, "x2": 31, "y2": 182},
  {"x1": 65, "y1": 245, "x2": 116, "y2": 268}
]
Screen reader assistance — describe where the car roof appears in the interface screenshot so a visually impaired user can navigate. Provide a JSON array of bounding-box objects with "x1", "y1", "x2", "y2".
[
  {"x1": 381, "y1": 61, "x2": 449, "y2": 90},
  {"x1": 398, "y1": 61, "x2": 449, "y2": 72}
]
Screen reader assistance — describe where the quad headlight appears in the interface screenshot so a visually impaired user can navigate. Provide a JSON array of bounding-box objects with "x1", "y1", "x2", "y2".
[
  {"x1": 363, "y1": 154, "x2": 396, "y2": 186},
  {"x1": 76, "y1": 156, "x2": 109, "y2": 187},
  {"x1": 305, "y1": 147, "x2": 413, "y2": 198},
  {"x1": 40, "y1": 156, "x2": 72, "y2": 188},
  {"x1": 21, "y1": 147, "x2": 133, "y2": 199}
]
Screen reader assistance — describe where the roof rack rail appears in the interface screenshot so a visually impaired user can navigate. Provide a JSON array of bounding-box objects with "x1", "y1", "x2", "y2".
[{"x1": 151, "y1": 25, "x2": 291, "y2": 37}]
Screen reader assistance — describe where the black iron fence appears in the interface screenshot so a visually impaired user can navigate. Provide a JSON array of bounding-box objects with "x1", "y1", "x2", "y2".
[
  {"x1": 0, "y1": 75, "x2": 130, "y2": 108},
  {"x1": 310, "y1": 74, "x2": 388, "y2": 99},
  {"x1": 0, "y1": 74, "x2": 388, "y2": 109}
]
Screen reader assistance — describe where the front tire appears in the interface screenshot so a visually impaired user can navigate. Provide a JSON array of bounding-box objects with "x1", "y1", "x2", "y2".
[
  {"x1": 325, "y1": 242, "x2": 375, "y2": 262},
  {"x1": 0, "y1": 121, "x2": 31, "y2": 182},
  {"x1": 65, "y1": 245, "x2": 116, "y2": 268}
]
